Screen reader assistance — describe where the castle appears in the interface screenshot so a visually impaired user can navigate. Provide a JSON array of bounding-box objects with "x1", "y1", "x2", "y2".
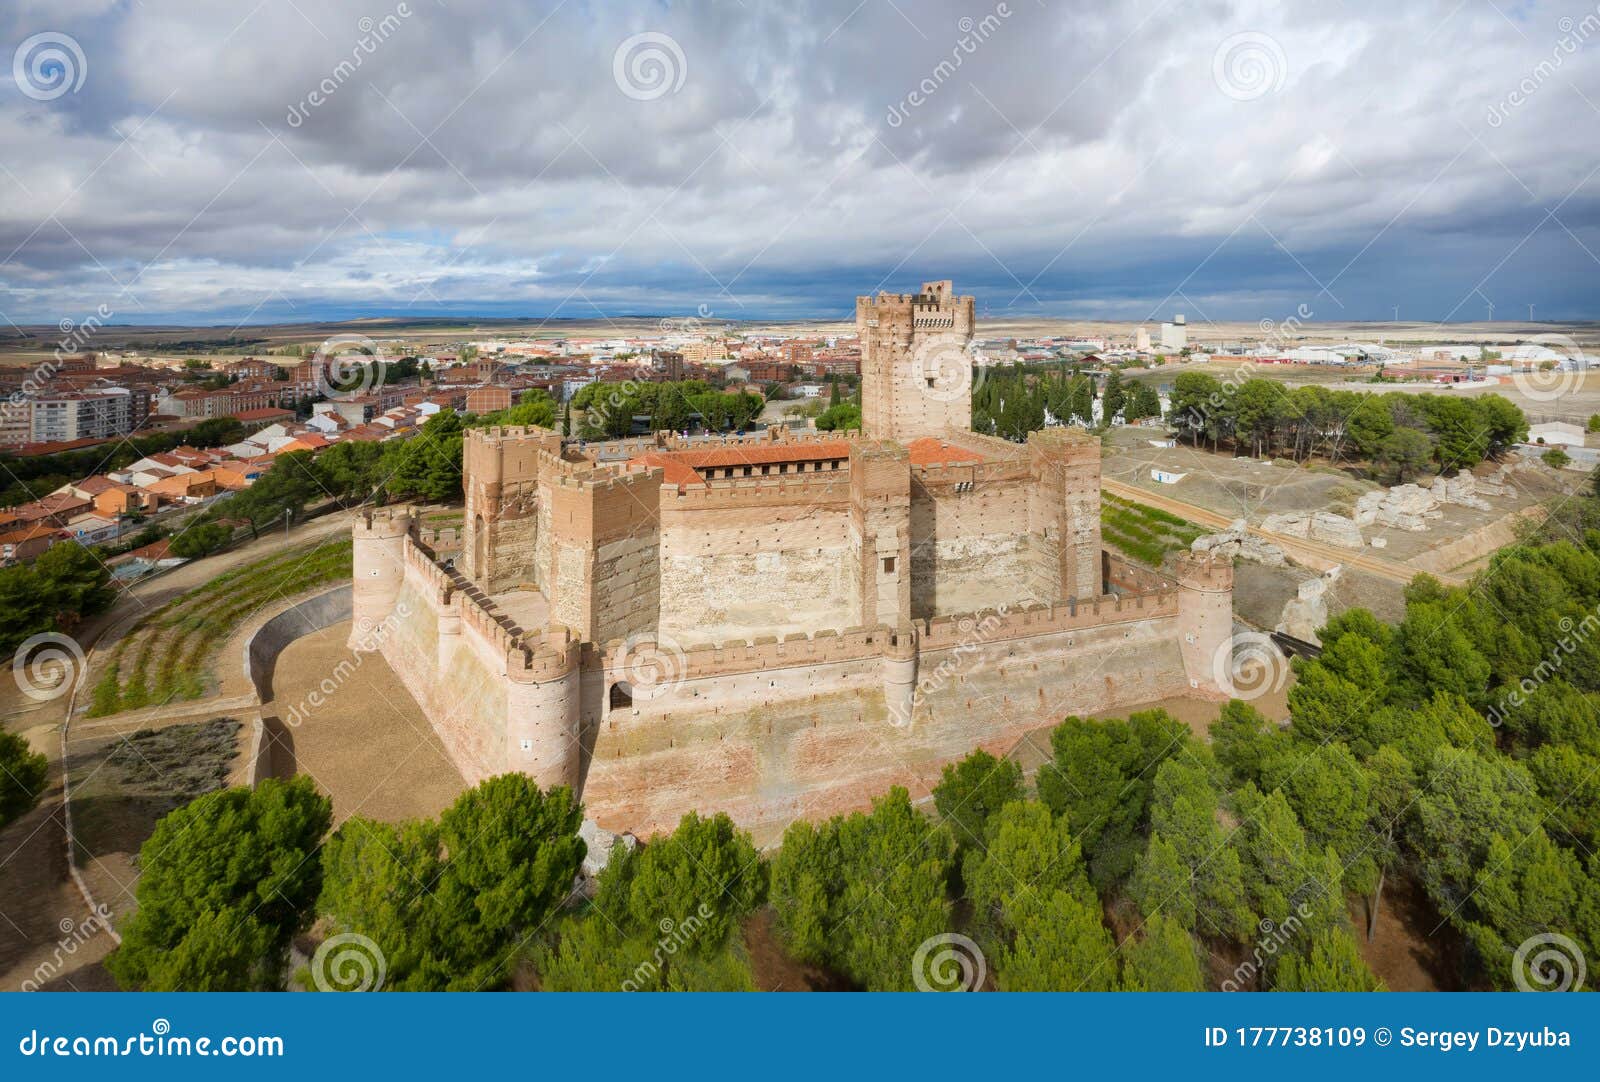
[{"x1": 350, "y1": 281, "x2": 1234, "y2": 841}]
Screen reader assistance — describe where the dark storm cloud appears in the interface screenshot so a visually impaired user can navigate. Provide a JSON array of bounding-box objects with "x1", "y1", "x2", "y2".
[{"x1": 1, "y1": 0, "x2": 1598, "y2": 324}]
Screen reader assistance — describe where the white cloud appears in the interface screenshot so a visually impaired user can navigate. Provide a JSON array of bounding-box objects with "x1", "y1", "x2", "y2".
[{"x1": 1, "y1": 0, "x2": 1597, "y2": 323}]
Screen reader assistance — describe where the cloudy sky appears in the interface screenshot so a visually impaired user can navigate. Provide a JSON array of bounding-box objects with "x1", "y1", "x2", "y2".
[{"x1": 2, "y1": 0, "x2": 1598, "y2": 326}]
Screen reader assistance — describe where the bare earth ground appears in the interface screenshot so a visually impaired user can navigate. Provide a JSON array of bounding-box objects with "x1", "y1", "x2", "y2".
[
  {"x1": 261, "y1": 622, "x2": 464, "y2": 825},
  {"x1": 0, "y1": 509, "x2": 359, "y2": 991}
]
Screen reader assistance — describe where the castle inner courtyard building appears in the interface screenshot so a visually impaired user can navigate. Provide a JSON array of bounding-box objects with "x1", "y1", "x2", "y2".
[{"x1": 351, "y1": 281, "x2": 1234, "y2": 841}]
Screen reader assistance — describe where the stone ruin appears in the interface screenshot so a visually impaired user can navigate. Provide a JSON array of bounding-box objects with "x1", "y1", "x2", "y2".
[
  {"x1": 1191, "y1": 518, "x2": 1290, "y2": 567},
  {"x1": 1276, "y1": 569, "x2": 1339, "y2": 645},
  {"x1": 1259, "y1": 509, "x2": 1365, "y2": 549},
  {"x1": 1354, "y1": 470, "x2": 1492, "y2": 532}
]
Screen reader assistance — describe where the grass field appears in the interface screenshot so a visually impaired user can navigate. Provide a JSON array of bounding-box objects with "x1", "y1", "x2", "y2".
[
  {"x1": 88, "y1": 538, "x2": 352, "y2": 716},
  {"x1": 1100, "y1": 491, "x2": 1206, "y2": 568}
]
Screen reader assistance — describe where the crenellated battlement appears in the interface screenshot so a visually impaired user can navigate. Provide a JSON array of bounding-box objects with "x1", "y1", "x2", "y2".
[{"x1": 359, "y1": 278, "x2": 1234, "y2": 840}]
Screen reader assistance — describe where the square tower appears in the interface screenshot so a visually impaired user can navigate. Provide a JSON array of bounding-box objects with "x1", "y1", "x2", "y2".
[{"x1": 857, "y1": 280, "x2": 976, "y2": 441}]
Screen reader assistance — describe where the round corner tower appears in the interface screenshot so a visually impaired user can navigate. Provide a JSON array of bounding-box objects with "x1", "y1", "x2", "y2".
[
  {"x1": 1171, "y1": 551, "x2": 1235, "y2": 696},
  {"x1": 350, "y1": 507, "x2": 412, "y2": 650}
]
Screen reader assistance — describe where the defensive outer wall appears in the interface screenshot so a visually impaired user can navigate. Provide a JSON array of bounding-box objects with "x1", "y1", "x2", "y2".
[{"x1": 350, "y1": 493, "x2": 1231, "y2": 842}]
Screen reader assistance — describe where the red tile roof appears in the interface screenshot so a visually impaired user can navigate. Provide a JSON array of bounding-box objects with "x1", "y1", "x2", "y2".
[{"x1": 907, "y1": 437, "x2": 985, "y2": 466}]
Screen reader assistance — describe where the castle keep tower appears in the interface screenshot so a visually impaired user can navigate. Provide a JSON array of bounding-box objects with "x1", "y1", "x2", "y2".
[{"x1": 857, "y1": 280, "x2": 976, "y2": 441}]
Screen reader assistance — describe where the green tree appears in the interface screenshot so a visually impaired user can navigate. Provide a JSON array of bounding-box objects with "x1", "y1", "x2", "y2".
[
  {"x1": 770, "y1": 787, "x2": 954, "y2": 990},
  {"x1": 1122, "y1": 912, "x2": 1205, "y2": 991},
  {"x1": 962, "y1": 800, "x2": 1095, "y2": 951},
  {"x1": 931, "y1": 748, "x2": 1022, "y2": 852},
  {"x1": 1132, "y1": 756, "x2": 1255, "y2": 940},
  {"x1": 229, "y1": 450, "x2": 326, "y2": 535},
  {"x1": 996, "y1": 889, "x2": 1119, "y2": 991},
  {"x1": 815, "y1": 402, "x2": 862, "y2": 432},
  {"x1": 1411, "y1": 748, "x2": 1543, "y2": 920},
  {"x1": 33, "y1": 541, "x2": 115, "y2": 626},
  {"x1": 108, "y1": 777, "x2": 331, "y2": 990},
  {"x1": 1273, "y1": 927, "x2": 1385, "y2": 990},
  {"x1": 0, "y1": 730, "x2": 48, "y2": 829},
  {"x1": 1375, "y1": 427, "x2": 1432, "y2": 483},
  {"x1": 595, "y1": 810, "x2": 764, "y2": 949},
  {"x1": 319, "y1": 775, "x2": 584, "y2": 991},
  {"x1": 1036, "y1": 711, "x2": 1188, "y2": 888},
  {"x1": 167, "y1": 522, "x2": 232, "y2": 559},
  {"x1": 383, "y1": 410, "x2": 466, "y2": 503},
  {"x1": 1101, "y1": 371, "x2": 1126, "y2": 425}
]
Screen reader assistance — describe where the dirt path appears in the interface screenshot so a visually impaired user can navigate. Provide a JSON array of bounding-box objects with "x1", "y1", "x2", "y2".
[{"x1": 0, "y1": 507, "x2": 365, "y2": 992}]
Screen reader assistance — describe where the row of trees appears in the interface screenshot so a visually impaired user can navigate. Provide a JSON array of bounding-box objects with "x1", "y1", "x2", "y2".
[
  {"x1": 973, "y1": 365, "x2": 1162, "y2": 442},
  {"x1": 1168, "y1": 373, "x2": 1527, "y2": 478},
  {"x1": 107, "y1": 775, "x2": 587, "y2": 991},
  {"x1": 569, "y1": 379, "x2": 765, "y2": 439}
]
